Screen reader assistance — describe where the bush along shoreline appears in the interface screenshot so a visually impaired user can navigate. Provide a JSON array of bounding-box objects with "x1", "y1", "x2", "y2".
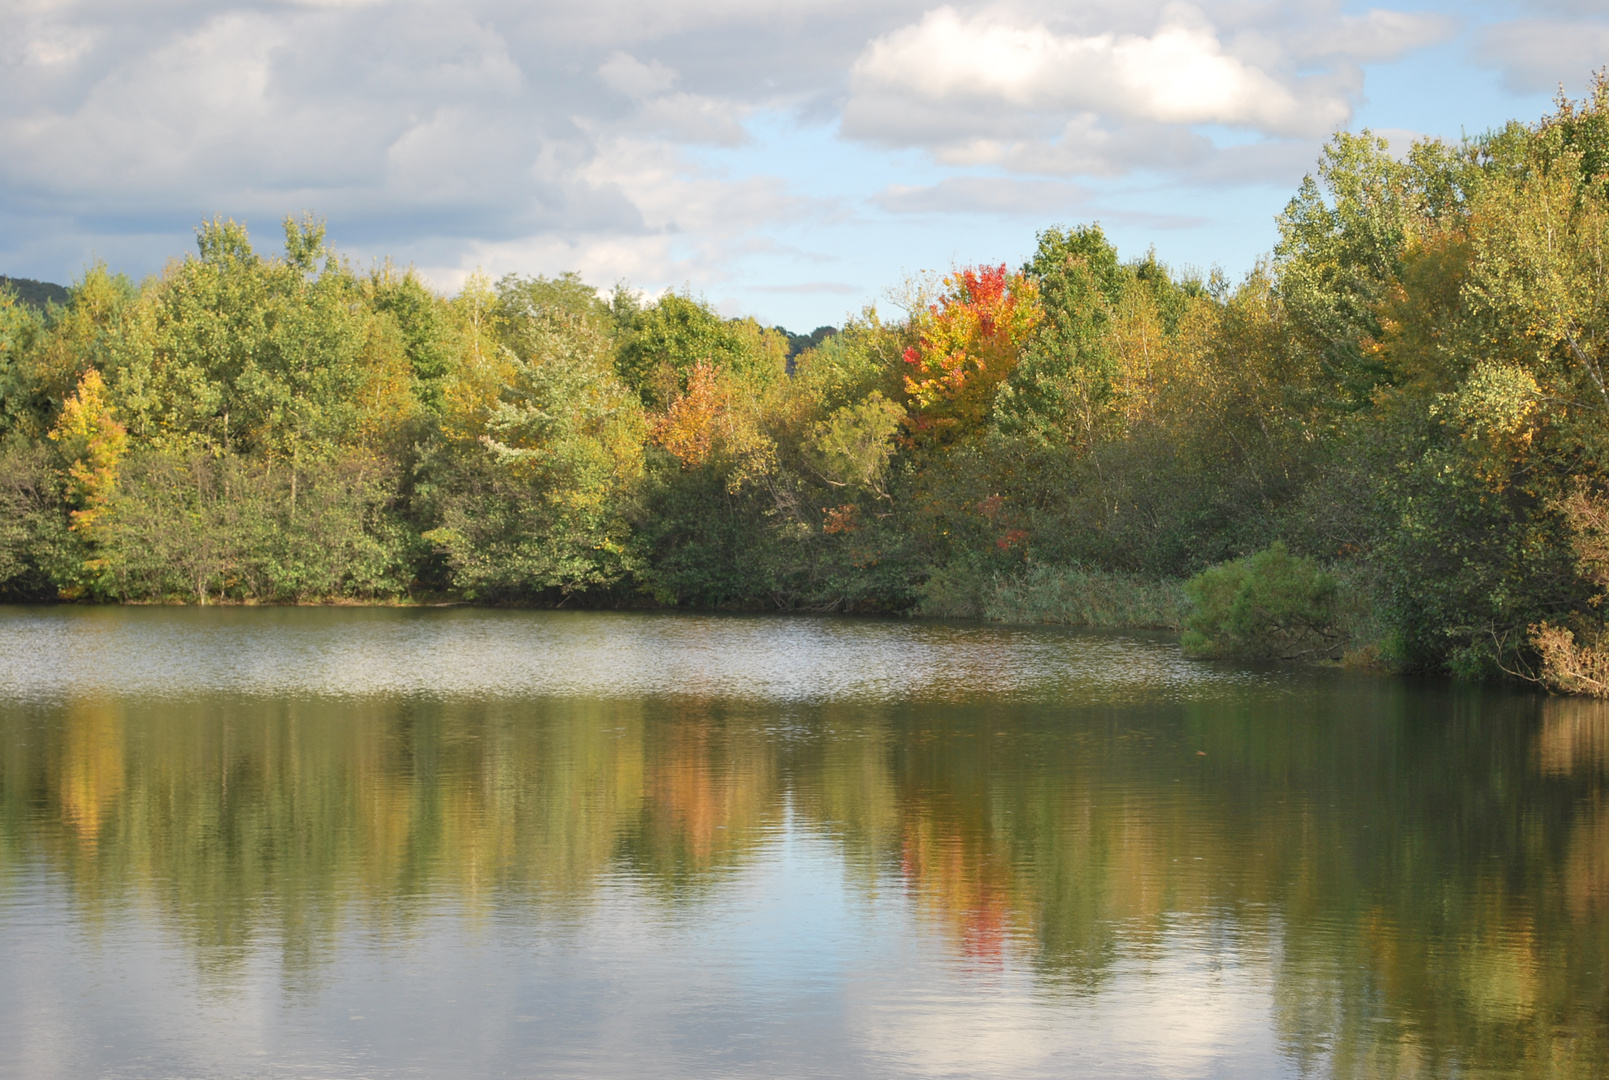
[{"x1": 14, "y1": 84, "x2": 1609, "y2": 693}]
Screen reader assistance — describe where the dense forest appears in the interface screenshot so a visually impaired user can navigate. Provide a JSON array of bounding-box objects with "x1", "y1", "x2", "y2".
[{"x1": 9, "y1": 83, "x2": 1609, "y2": 691}]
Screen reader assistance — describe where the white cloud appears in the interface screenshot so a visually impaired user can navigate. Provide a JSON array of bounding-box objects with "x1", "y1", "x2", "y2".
[
  {"x1": 843, "y1": 6, "x2": 1353, "y2": 144},
  {"x1": 597, "y1": 54, "x2": 749, "y2": 144},
  {"x1": 838, "y1": 3, "x2": 1461, "y2": 182},
  {"x1": 22, "y1": 26, "x2": 96, "y2": 68},
  {"x1": 426, "y1": 133, "x2": 829, "y2": 293},
  {"x1": 579, "y1": 137, "x2": 813, "y2": 238}
]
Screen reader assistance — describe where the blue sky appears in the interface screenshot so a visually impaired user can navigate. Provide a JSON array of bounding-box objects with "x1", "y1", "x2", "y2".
[{"x1": 0, "y1": 1, "x2": 1599, "y2": 331}]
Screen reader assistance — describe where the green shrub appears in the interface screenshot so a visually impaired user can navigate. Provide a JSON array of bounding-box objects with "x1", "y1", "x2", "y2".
[
  {"x1": 1182, "y1": 542, "x2": 1342, "y2": 660},
  {"x1": 912, "y1": 560, "x2": 990, "y2": 619},
  {"x1": 100, "y1": 449, "x2": 413, "y2": 603}
]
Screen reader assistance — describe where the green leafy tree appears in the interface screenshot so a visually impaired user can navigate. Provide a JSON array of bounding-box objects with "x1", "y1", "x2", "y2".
[
  {"x1": 614, "y1": 293, "x2": 785, "y2": 407},
  {"x1": 113, "y1": 216, "x2": 375, "y2": 459},
  {"x1": 1275, "y1": 131, "x2": 1471, "y2": 409},
  {"x1": 420, "y1": 295, "x2": 645, "y2": 599},
  {"x1": 367, "y1": 263, "x2": 457, "y2": 412},
  {"x1": 997, "y1": 225, "x2": 1125, "y2": 446}
]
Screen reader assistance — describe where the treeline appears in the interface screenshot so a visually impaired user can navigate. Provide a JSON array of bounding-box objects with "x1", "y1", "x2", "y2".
[{"x1": 10, "y1": 83, "x2": 1609, "y2": 687}]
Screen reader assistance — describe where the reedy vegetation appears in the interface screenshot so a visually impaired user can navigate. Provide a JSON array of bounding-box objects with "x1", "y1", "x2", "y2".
[{"x1": 10, "y1": 87, "x2": 1609, "y2": 690}]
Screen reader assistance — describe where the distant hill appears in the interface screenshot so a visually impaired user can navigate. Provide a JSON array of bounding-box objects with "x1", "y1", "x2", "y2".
[{"x1": 0, "y1": 276, "x2": 69, "y2": 310}]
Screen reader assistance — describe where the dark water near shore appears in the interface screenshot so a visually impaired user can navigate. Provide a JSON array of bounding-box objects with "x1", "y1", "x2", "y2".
[{"x1": 1, "y1": 607, "x2": 1606, "y2": 1078}]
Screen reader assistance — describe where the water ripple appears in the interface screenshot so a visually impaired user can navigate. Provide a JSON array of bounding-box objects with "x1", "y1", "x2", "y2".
[{"x1": 0, "y1": 606, "x2": 1279, "y2": 704}]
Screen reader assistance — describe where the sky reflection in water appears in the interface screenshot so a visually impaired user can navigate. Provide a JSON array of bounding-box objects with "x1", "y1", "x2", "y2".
[{"x1": 0, "y1": 607, "x2": 1605, "y2": 1079}]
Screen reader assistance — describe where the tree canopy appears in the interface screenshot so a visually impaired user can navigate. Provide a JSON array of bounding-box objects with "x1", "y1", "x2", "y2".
[{"x1": 10, "y1": 83, "x2": 1609, "y2": 690}]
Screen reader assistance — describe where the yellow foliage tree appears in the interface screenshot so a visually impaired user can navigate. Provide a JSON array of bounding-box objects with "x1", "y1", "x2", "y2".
[{"x1": 49, "y1": 368, "x2": 128, "y2": 539}]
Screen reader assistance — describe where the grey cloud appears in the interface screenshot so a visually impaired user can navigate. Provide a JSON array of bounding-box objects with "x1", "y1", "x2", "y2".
[
  {"x1": 999, "y1": 117, "x2": 1214, "y2": 177},
  {"x1": 1371, "y1": 127, "x2": 1435, "y2": 160},
  {"x1": 870, "y1": 176, "x2": 1091, "y2": 216},
  {"x1": 1, "y1": 1, "x2": 895, "y2": 253},
  {"x1": 868, "y1": 175, "x2": 1212, "y2": 230},
  {"x1": 1474, "y1": 18, "x2": 1609, "y2": 94},
  {"x1": 1178, "y1": 139, "x2": 1327, "y2": 189},
  {"x1": 599, "y1": 52, "x2": 678, "y2": 98},
  {"x1": 745, "y1": 281, "x2": 862, "y2": 294},
  {"x1": 1096, "y1": 209, "x2": 1211, "y2": 231},
  {"x1": 0, "y1": 1, "x2": 694, "y2": 275},
  {"x1": 1288, "y1": 9, "x2": 1457, "y2": 63},
  {"x1": 1504, "y1": 0, "x2": 1609, "y2": 13}
]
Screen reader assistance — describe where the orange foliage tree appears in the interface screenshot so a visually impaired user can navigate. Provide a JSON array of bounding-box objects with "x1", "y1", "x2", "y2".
[
  {"x1": 651, "y1": 361, "x2": 774, "y2": 490},
  {"x1": 652, "y1": 361, "x2": 727, "y2": 467},
  {"x1": 902, "y1": 265, "x2": 1042, "y2": 443}
]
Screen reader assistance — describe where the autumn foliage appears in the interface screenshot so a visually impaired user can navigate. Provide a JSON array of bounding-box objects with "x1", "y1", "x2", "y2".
[
  {"x1": 12, "y1": 79, "x2": 1609, "y2": 687},
  {"x1": 48, "y1": 368, "x2": 127, "y2": 538},
  {"x1": 650, "y1": 360, "x2": 773, "y2": 490},
  {"x1": 652, "y1": 361, "x2": 728, "y2": 467},
  {"x1": 902, "y1": 264, "x2": 1041, "y2": 442}
]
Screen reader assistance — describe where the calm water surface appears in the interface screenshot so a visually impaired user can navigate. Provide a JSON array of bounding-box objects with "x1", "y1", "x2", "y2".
[{"x1": 1, "y1": 607, "x2": 1606, "y2": 1078}]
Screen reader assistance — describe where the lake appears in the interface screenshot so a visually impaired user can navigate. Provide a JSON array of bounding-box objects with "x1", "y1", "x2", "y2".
[{"x1": 0, "y1": 606, "x2": 1605, "y2": 1078}]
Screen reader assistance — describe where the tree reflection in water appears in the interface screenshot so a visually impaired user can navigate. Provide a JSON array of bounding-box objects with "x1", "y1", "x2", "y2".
[{"x1": 1, "y1": 648, "x2": 1607, "y2": 1075}]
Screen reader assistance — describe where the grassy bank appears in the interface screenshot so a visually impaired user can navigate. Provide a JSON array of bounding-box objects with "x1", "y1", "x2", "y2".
[{"x1": 916, "y1": 562, "x2": 1190, "y2": 631}]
